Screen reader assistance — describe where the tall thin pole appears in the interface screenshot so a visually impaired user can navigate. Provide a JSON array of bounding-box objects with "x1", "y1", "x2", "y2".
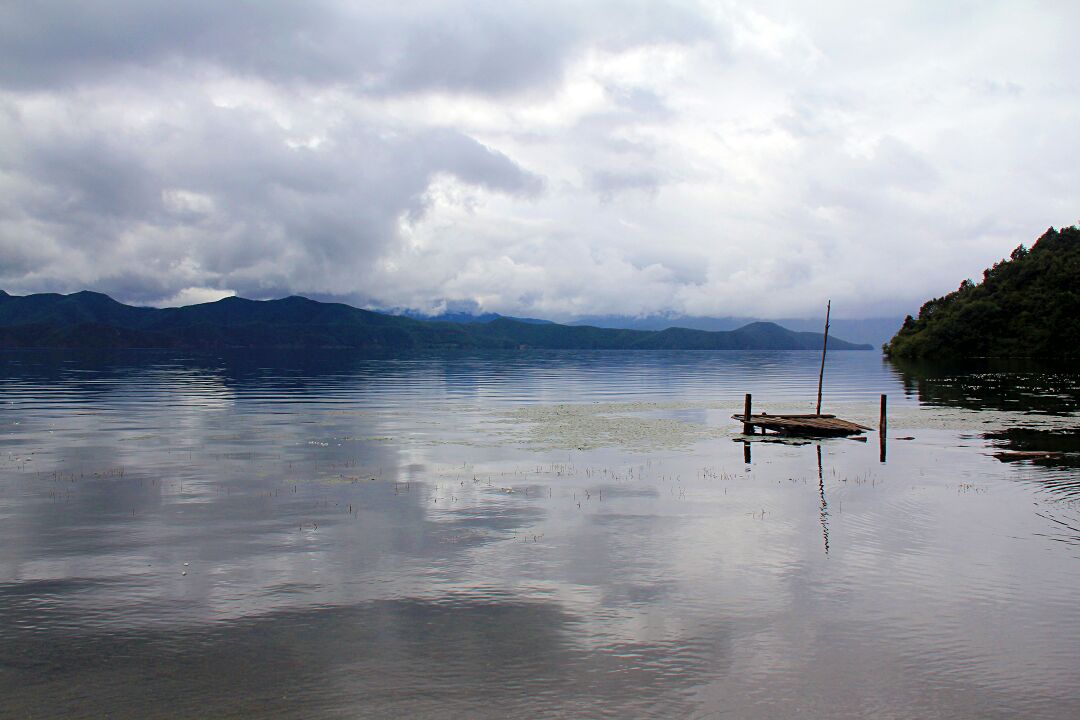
[{"x1": 815, "y1": 300, "x2": 831, "y2": 416}]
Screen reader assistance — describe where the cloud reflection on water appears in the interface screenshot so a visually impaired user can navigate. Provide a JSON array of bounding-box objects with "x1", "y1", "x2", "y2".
[{"x1": 1, "y1": 350, "x2": 1080, "y2": 718}]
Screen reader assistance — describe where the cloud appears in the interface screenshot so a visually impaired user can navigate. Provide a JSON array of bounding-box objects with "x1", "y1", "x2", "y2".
[
  {"x1": 0, "y1": 1, "x2": 715, "y2": 95},
  {"x1": 589, "y1": 169, "x2": 662, "y2": 202},
  {"x1": 0, "y1": 86, "x2": 543, "y2": 301},
  {"x1": 155, "y1": 286, "x2": 236, "y2": 308},
  {"x1": 1, "y1": 1, "x2": 1079, "y2": 318}
]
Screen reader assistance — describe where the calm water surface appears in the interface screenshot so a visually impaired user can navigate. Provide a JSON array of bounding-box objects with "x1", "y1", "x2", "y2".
[{"x1": 1, "y1": 350, "x2": 1079, "y2": 719}]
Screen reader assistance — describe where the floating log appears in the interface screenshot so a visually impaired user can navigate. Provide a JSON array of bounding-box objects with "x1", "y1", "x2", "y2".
[
  {"x1": 733, "y1": 412, "x2": 873, "y2": 437},
  {"x1": 992, "y1": 450, "x2": 1065, "y2": 461}
]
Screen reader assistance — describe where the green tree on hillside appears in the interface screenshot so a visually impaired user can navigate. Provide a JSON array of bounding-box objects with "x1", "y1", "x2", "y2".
[{"x1": 884, "y1": 225, "x2": 1080, "y2": 358}]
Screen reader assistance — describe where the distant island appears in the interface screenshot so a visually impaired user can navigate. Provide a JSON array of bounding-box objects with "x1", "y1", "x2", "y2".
[
  {"x1": 0, "y1": 290, "x2": 872, "y2": 351},
  {"x1": 884, "y1": 225, "x2": 1080, "y2": 359}
]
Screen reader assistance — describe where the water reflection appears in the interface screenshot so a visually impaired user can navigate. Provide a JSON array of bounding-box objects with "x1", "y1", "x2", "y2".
[
  {"x1": 2, "y1": 590, "x2": 736, "y2": 719},
  {"x1": 887, "y1": 356, "x2": 1080, "y2": 501},
  {"x1": 2, "y1": 350, "x2": 1080, "y2": 718},
  {"x1": 818, "y1": 444, "x2": 830, "y2": 555},
  {"x1": 889, "y1": 357, "x2": 1080, "y2": 415}
]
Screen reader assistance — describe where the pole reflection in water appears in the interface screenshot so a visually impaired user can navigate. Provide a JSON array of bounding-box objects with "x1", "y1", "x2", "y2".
[
  {"x1": 817, "y1": 443, "x2": 830, "y2": 555},
  {"x1": 879, "y1": 393, "x2": 888, "y2": 463},
  {"x1": 742, "y1": 437, "x2": 830, "y2": 554}
]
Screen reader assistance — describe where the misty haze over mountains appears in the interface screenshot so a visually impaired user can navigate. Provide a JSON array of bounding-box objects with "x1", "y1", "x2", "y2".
[{"x1": 401, "y1": 309, "x2": 901, "y2": 347}]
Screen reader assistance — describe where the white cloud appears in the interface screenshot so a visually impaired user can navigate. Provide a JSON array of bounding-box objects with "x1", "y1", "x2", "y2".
[{"x1": 156, "y1": 286, "x2": 236, "y2": 308}]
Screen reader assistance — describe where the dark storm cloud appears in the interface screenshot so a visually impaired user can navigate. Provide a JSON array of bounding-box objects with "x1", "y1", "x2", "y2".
[
  {"x1": 0, "y1": 1, "x2": 328, "y2": 89},
  {"x1": 13, "y1": 120, "x2": 162, "y2": 224},
  {"x1": 0, "y1": 0, "x2": 714, "y2": 95},
  {"x1": 413, "y1": 129, "x2": 545, "y2": 197}
]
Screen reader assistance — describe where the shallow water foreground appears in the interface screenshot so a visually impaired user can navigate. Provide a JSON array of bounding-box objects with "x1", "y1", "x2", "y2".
[{"x1": 1, "y1": 350, "x2": 1079, "y2": 719}]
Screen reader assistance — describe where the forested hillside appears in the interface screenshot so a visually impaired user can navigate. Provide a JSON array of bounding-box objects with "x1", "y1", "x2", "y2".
[
  {"x1": 0, "y1": 291, "x2": 871, "y2": 351},
  {"x1": 884, "y1": 226, "x2": 1080, "y2": 358}
]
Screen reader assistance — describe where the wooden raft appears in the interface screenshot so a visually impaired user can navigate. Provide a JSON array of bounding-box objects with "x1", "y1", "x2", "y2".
[{"x1": 732, "y1": 413, "x2": 873, "y2": 437}]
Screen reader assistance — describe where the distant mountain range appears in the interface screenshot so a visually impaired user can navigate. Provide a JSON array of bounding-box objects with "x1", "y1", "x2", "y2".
[
  {"x1": 402, "y1": 310, "x2": 901, "y2": 347},
  {"x1": 0, "y1": 290, "x2": 873, "y2": 351},
  {"x1": 565, "y1": 314, "x2": 903, "y2": 347},
  {"x1": 397, "y1": 310, "x2": 902, "y2": 345}
]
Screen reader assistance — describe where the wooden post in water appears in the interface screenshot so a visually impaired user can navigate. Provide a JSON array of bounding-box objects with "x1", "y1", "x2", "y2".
[
  {"x1": 743, "y1": 393, "x2": 754, "y2": 435},
  {"x1": 879, "y1": 393, "x2": 887, "y2": 463},
  {"x1": 815, "y1": 300, "x2": 831, "y2": 416}
]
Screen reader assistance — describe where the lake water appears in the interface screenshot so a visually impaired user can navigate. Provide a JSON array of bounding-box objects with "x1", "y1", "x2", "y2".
[{"x1": 2, "y1": 350, "x2": 1079, "y2": 719}]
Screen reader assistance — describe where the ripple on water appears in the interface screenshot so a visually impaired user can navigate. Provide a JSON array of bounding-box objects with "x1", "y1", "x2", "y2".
[{"x1": 2, "y1": 350, "x2": 1080, "y2": 719}]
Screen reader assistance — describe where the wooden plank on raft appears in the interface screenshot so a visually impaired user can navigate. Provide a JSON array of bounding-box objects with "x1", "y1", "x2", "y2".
[{"x1": 732, "y1": 412, "x2": 873, "y2": 436}]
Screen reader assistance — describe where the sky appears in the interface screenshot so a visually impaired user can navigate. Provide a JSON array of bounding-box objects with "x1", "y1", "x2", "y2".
[{"x1": 1, "y1": 1, "x2": 1078, "y2": 320}]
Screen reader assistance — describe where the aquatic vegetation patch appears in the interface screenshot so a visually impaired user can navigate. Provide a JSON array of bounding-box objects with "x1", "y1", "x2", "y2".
[{"x1": 496, "y1": 402, "x2": 728, "y2": 451}]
